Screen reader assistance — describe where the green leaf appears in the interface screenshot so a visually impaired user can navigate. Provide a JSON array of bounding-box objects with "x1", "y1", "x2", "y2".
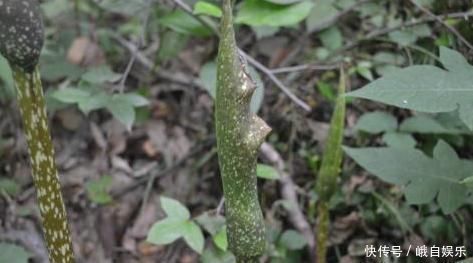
[
  {"x1": 160, "y1": 196, "x2": 190, "y2": 220},
  {"x1": 319, "y1": 26, "x2": 343, "y2": 50},
  {"x1": 147, "y1": 218, "x2": 188, "y2": 245},
  {"x1": 344, "y1": 140, "x2": 473, "y2": 214},
  {"x1": 0, "y1": 243, "x2": 30, "y2": 263},
  {"x1": 114, "y1": 93, "x2": 149, "y2": 107},
  {"x1": 265, "y1": 0, "x2": 305, "y2": 4},
  {"x1": 346, "y1": 47, "x2": 473, "y2": 130},
  {"x1": 317, "y1": 81, "x2": 336, "y2": 101},
  {"x1": 85, "y1": 176, "x2": 113, "y2": 204},
  {"x1": 236, "y1": 0, "x2": 314, "y2": 27},
  {"x1": 354, "y1": 111, "x2": 397, "y2": 134},
  {"x1": 194, "y1": 1, "x2": 222, "y2": 17},
  {"x1": 305, "y1": 0, "x2": 339, "y2": 33},
  {"x1": 82, "y1": 66, "x2": 122, "y2": 84},
  {"x1": 201, "y1": 246, "x2": 236, "y2": 263},
  {"x1": 278, "y1": 230, "x2": 307, "y2": 250},
  {"x1": 388, "y1": 24, "x2": 431, "y2": 46},
  {"x1": 52, "y1": 88, "x2": 92, "y2": 104},
  {"x1": 199, "y1": 61, "x2": 217, "y2": 98},
  {"x1": 106, "y1": 97, "x2": 136, "y2": 131},
  {"x1": 399, "y1": 115, "x2": 463, "y2": 134},
  {"x1": 182, "y1": 221, "x2": 205, "y2": 254},
  {"x1": 382, "y1": 132, "x2": 416, "y2": 148},
  {"x1": 0, "y1": 178, "x2": 20, "y2": 196},
  {"x1": 160, "y1": 10, "x2": 212, "y2": 36},
  {"x1": 213, "y1": 226, "x2": 228, "y2": 251},
  {"x1": 195, "y1": 212, "x2": 226, "y2": 235},
  {"x1": 256, "y1": 164, "x2": 280, "y2": 180}
]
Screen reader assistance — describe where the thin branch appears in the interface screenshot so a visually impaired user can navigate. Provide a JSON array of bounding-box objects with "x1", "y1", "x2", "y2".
[
  {"x1": 409, "y1": 0, "x2": 473, "y2": 50},
  {"x1": 260, "y1": 142, "x2": 316, "y2": 257},
  {"x1": 171, "y1": 0, "x2": 311, "y2": 111},
  {"x1": 270, "y1": 63, "x2": 341, "y2": 74},
  {"x1": 337, "y1": 11, "x2": 473, "y2": 54}
]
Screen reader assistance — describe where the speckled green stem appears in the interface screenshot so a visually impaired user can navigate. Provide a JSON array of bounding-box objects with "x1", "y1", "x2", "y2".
[
  {"x1": 315, "y1": 68, "x2": 346, "y2": 263},
  {"x1": 13, "y1": 67, "x2": 75, "y2": 263},
  {"x1": 1, "y1": 0, "x2": 75, "y2": 261},
  {"x1": 215, "y1": 0, "x2": 271, "y2": 259}
]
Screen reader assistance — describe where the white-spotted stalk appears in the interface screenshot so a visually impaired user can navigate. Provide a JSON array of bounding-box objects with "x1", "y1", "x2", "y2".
[{"x1": 0, "y1": 1, "x2": 75, "y2": 262}]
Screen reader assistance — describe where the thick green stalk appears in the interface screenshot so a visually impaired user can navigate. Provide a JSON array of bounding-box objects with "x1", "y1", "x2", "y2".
[
  {"x1": 315, "y1": 68, "x2": 346, "y2": 263},
  {"x1": 215, "y1": 0, "x2": 271, "y2": 261},
  {"x1": 13, "y1": 66, "x2": 74, "y2": 262},
  {"x1": 1, "y1": 1, "x2": 75, "y2": 262}
]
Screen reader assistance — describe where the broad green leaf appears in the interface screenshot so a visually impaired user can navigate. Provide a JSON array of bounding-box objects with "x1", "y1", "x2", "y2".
[
  {"x1": 344, "y1": 140, "x2": 473, "y2": 213},
  {"x1": 52, "y1": 88, "x2": 91, "y2": 104},
  {"x1": 0, "y1": 243, "x2": 30, "y2": 263},
  {"x1": 316, "y1": 68, "x2": 346, "y2": 201},
  {"x1": 82, "y1": 66, "x2": 122, "y2": 84},
  {"x1": 354, "y1": 111, "x2": 397, "y2": 134},
  {"x1": 200, "y1": 62, "x2": 217, "y2": 98},
  {"x1": 147, "y1": 218, "x2": 188, "y2": 245},
  {"x1": 194, "y1": 1, "x2": 222, "y2": 17},
  {"x1": 346, "y1": 47, "x2": 473, "y2": 130},
  {"x1": 86, "y1": 176, "x2": 113, "y2": 204},
  {"x1": 236, "y1": 0, "x2": 314, "y2": 27},
  {"x1": 0, "y1": 178, "x2": 20, "y2": 196},
  {"x1": 77, "y1": 92, "x2": 109, "y2": 114},
  {"x1": 279, "y1": 230, "x2": 307, "y2": 250},
  {"x1": 388, "y1": 24, "x2": 431, "y2": 46},
  {"x1": 160, "y1": 196, "x2": 190, "y2": 220},
  {"x1": 382, "y1": 132, "x2": 416, "y2": 148},
  {"x1": 256, "y1": 164, "x2": 280, "y2": 180},
  {"x1": 317, "y1": 81, "x2": 336, "y2": 101},
  {"x1": 195, "y1": 212, "x2": 226, "y2": 235},
  {"x1": 114, "y1": 93, "x2": 149, "y2": 107},
  {"x1": 106, "y1": 101, "x2": 135, "y2": 131},
  {"x1": 201, "y1": 246, "x2": 236, "y2": 263},
  {"x1": 305, "y1": 0, "x2": 339, "y2": 33},
  {"x1": 160, "y1": 10, "x2": 212, "y2": 36},
  {"x1": 213, "y1": 226, "x2": 228, "y2": 251},
  {"x1": 182, "y1": 221, "x2": 205, "y2": 254},
  {"x1": 319, "y1": 26, "x2": 343, "y2": 50},
  {"x1": 400, "y1": 115, "x2": 463, "y2": 134}
]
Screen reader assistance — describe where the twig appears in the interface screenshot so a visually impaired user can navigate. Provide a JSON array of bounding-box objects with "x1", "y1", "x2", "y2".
[
  {"x1": 270, "y1": 63, "x2": 340, "y2": 74},
  {"x1": 260, "y1": 142, "x2": 316, "y2": 256},
  {"x1": 171, "y1": 0, "x2": 311, "y2": 111},
  {"x1": 336, "y1": 11, "x2": 473, "y2": 54},
  {"x1": 409, "y1": 0, "x2": 473, "y2": 50}
]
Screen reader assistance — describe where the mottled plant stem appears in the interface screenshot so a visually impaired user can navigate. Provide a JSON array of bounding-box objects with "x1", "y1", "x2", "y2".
[
  {"x1": 0, "y1": 0, "x2": 75, "y2": 261},
  {"x1": 12, "y1": 66, "x2": 75, "y2": 262},
  {"x1": 315, "y1": 67, "x2": 346, "y2": 263},
  {"x1": 215, "y1": 0, "x2": 271, "y2": 260}
]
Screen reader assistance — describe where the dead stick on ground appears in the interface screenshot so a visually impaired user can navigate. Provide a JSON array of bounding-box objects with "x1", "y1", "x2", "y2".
[{"x1": 260, "y1": 142, "x2": 316, "y2": 257}]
